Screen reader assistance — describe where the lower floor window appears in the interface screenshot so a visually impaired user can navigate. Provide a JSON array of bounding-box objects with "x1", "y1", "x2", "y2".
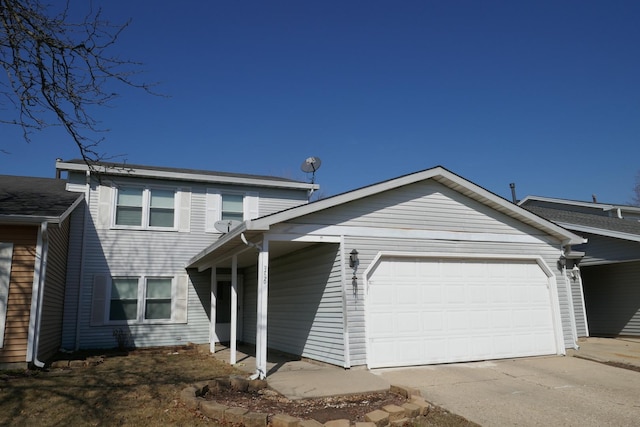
[{"x1": 110, "y1": 276, "x2": 174, "y2": 322}]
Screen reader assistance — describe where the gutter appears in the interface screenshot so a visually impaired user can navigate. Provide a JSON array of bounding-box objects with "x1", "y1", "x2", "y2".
[
  {"x1": 27, "y1": 222, "x2": 49, "y2": 368},
  {"x1": 74, "y1": 170, "x2": 91, "y2": 350}
]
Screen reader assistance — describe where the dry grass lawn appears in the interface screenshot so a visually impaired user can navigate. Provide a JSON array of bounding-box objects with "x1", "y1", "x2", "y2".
[
  {"x1": 0, "y1": 345, "x2": 477, "y2": 427},
  {"x1": 0, "y1": 346, "x2": 237, "y2": 426}
]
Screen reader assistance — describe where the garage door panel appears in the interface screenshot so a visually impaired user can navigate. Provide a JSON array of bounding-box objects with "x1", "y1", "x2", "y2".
[{"x1": 368, "y1": 258, "x2": 557, "y2": 368}]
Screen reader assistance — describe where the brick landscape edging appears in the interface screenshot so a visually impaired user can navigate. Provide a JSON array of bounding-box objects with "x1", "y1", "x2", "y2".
[{"x1": 180, "y1": 380, "x2": 432, "y2": 426}]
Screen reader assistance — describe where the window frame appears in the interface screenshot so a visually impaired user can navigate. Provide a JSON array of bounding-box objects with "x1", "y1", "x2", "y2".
[
  {"x1": 221, "y1": 193, "x2": 245, "y2": 222},
  {"x1": 107, "y1": 275, "x2": 177, "y2": 325},
  {"x1": 112, "y1": 185, "x2": 178, "y2": 231}
]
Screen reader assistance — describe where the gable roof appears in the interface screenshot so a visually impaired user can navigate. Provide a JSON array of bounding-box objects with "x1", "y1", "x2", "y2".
[
  {"x1": 521, "y1": 198, "x2": 640, "y2": 243},
  {"x1": 188, "y1": 166, "x2": 584, "y2": 269},
  {"x1": 0, "y1": 175, "x2": 84, "y2": 224},
  {"x1": 56, "y1": 159, "x2": 319, "y2": 191}
]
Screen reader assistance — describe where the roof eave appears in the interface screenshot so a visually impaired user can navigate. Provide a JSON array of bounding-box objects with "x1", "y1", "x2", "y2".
[
  {"x1": 555, "y1": 222, "x2": 640, "y2": 243},
  {"x1": 57, "y1": 161, "x2": 318, "y2": 191}
]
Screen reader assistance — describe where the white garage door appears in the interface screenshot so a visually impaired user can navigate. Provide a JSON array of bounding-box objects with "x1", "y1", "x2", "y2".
[{"x1": 367, "y1": 257, "x2": 558, "y2": 368}]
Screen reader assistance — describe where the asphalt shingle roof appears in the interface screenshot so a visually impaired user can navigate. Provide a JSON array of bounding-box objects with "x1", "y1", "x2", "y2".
[
  {"x1": 62, "y1": 159, "x2": 307, "y2": 184},
  {"x1": 525, "y1": 205, "x2": 640, "y2": 237},
  {"x1": 0, "y1": 175, "x2": 82, "y2": 218}
]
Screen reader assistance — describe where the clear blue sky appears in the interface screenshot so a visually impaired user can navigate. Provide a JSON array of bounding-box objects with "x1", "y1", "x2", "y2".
[{"x1": 2, "y1": 0, "x2": 639, "y2": 204}]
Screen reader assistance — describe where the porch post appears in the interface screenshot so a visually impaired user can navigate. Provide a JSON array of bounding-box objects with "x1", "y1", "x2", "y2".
[
  {"x1": 230, "y1": 255, "x2": 238, "y2": 365},
  {"x1": 255, "y1": 239, "x2": 269, "y2": 379},
  {"x1": 209, "y1": 266, "x2": 217, "y2": 353}
]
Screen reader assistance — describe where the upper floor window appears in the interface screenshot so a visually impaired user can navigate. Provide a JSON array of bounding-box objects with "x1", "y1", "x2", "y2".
[
  {"x1": 205, "y1": 190, "x2": 259, "y2": 233},
  {"x1": 114, "y1": 186, "x2": 176, "y2": 229},
  {"x1": 222, "y1": 194, "x2": 244, "y2": 222}
]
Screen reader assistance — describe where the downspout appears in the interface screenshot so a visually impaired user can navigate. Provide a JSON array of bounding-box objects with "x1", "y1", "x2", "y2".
[
  {"x1": 30, "y1": 222, "x2": 49, "y2": 368},
  {"x1": 74, "y1": 170, "x2": 91, "y2": 350}
]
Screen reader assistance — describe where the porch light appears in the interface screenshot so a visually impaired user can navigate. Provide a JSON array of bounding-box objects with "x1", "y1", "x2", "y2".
[
  {"x1": 557, "y1": 255, "x2": 566, "y2": 270},
  {"x1": 349, "y1": 249, "x2": 359, "y2": 268}
]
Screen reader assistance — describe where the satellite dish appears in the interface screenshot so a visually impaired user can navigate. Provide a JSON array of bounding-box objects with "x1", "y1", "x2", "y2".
[
  {"x1": 214, "y1": 219, "x2": 242, "y2": 234},
  {"x1": 301, "y1": 156, "x2": 322, "y2": 173}
]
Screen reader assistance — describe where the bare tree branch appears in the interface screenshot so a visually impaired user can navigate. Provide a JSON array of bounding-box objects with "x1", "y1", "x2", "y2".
[{"x1": 0, "y1": 0, "x2": 158, "y2": 169}]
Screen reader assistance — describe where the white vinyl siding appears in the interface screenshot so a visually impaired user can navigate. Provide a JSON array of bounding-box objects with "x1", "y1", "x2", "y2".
[
  {"x1": 582, "y1": 261, "x2": 640, "y2": 336},
  {"x1": 0, "y1": 243, "x2": 14, "y2": 348},
  {"x1": 62, "y1": 175, "x2": 309, "y2": 350},
  {"x1": 269, "y1": 180, "x2": 572, "y2": 367},
  {"x1": 243, "y1": 243, "x2": 345, "y2": 366}
]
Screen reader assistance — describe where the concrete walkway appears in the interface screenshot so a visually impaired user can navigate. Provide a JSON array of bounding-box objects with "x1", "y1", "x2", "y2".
[
  {"x1": 210, "y1": 344, "x2": 390, "y2": 399},
  {"x1": 570, "y1": 337, "x2": 640, "y2": 368},
  {"x1": 211, "y1": 337, "x2": 640, "y2": 407}
]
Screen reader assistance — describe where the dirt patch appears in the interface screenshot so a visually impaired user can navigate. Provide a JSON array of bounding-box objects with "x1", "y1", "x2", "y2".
[{"x1": 204, "y1": 379, "x2": 407, "y2": 423}]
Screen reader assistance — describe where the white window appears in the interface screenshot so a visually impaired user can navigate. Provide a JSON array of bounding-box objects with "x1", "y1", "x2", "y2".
[
  {"x1": 106, "y1": 276, "x2": 183, "y2": 324},
  {"x1": 114, "y1": 186, "x2": 176, "y2": 229},
  {"x1": 205, "y1": 190, "x2": 259, "y2": 233},
  {"x1": 222, "y1": 194, "x2": 244, "y2": 222}
]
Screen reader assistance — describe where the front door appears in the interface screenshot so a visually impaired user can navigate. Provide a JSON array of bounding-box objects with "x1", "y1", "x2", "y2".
[{"x1": 214, "y1": 279, "x2": 242, "y2": 342}]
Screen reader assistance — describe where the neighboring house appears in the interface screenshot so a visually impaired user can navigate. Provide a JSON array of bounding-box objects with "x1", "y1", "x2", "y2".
[
  {"x1": 0, "y1": 175, "x2": 84, "y2": 369},
  {"x1": 187, "y1": 166, "x2": 585, "y2": 378},
  {"x1": 520, "y1": 196, "x2": 640, "y2": 338},
  {"x1": 55, "y1": 159, "x2": 317, "y2": 353}
]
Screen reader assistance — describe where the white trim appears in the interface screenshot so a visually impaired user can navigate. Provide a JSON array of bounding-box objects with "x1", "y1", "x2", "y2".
[
  {"x1": 557, "y1": 222, "x2": 640, "y2": 243},
  {"x1": 0, "y1": 243, "x2": 14, "y2": 348},
  {"x1": 230, "y1": 256, "x2": 238, "y2": 365},
  {"x1": 255, "y1": 239, "x2": 269, "y2": 379},
  {"x1": 561, "y1": 266, "x2": 579, "y2": 349},
  {"x1": 210, "y1": 267, "x2": 217, "y2": 353},
  {"x1": 519, "y1": 195, "x2": 640, "y2": 215},
  {"x1": 265, "y1": 233, "x2": 342, "y2": 244},
  {"x1": 363, "y1": 251, "x2": 565, "y2": 369},
  {"x1": 272, "y1": 224, "x2": 552, "y2": 245},
  {"x1": 27, "y1": 223, "x2": 47, "y2": 365},
  {"x1": 340, "y1": 236, "x2": 351, "y2": 368},
  {"x1": 576, "y1": 269, "x2": 590, "y2": 338}
]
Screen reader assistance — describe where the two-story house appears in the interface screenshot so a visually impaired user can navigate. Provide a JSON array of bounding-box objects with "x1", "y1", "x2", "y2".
[
  {"x1": 56, "y1": 159, "x2": 317, "y2": 352},
  {"x1": 54, "y1": 160, "x2": 587, "y2": 380}
]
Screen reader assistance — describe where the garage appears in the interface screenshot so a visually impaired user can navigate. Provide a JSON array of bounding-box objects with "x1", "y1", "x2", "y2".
[{"x1": 366, "y1": 255, "x2": 560, "y2": 368}]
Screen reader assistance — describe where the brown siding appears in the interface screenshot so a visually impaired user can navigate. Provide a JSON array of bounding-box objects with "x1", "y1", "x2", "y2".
[{"x1": 0, "y1": 225, "x2": 38, "y2": 364}]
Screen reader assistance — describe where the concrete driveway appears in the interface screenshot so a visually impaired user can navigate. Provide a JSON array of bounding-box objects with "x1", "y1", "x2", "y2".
[{"x1": 376, "y1": 356, "x2": 640, "y2": 426}]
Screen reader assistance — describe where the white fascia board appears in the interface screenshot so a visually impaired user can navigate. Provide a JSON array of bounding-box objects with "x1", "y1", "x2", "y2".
[
  {"x1": 57, "y1": 161, "x2": 317, "y2": 191},
  {"x1": 58, "y1": 194, "x2": 85, "y2": 224},
  {"x1": 274, "y1": 223, "x2": 553, "y2": 245},
  {"x1": 518, "y1": 195, "x2": 640, "y2": 215},
  {"x1": 557, "y1": 222, "x2": 640, "y2": 243},
  {"x1": 187, "y1": 222, "x2": 249, "y2": 268}
]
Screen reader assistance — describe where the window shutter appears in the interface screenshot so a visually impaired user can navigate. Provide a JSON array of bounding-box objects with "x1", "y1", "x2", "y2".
[
  {"x1": 97, "y1": 183, "x2": 113, "y2": 229},
  {"x1": 245, "y1": 192, "x2": 259, "y2": 220},
  {"x1": 173, "y1": 275, "x2": 189, "y2": 323},
  {"x1": 178, "y1": 189, "x2": 191, "y2": 232},
  {"x1": 205, "y1": 190, "x2": 221, "y2": 233},
  {"x1": 90, "y1": 275, "x2": 109, "y2": 326},
  {"x1": 0, "y1": 243, "x2": 14, "y2": 348}
]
